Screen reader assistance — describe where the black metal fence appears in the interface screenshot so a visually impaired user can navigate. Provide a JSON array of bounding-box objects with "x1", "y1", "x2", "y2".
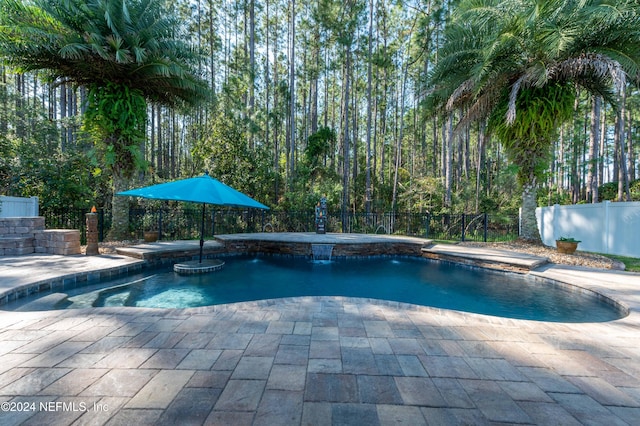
[
  {"x1": 41, "y1": 206, "x2": 519, "y2": 244},
  {"x1": 40, "y1": 207, "x2": 92, "y2": 245}
]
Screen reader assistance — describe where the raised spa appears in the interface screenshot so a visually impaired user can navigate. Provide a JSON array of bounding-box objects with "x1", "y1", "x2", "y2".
[{"x1": 9, "y1": 255, "x2": 624, "y2": 323}]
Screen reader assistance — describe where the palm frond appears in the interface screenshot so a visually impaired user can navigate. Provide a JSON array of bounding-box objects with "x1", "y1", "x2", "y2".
[
  {"x1": 446, "y1": 79, "x2": 476, "y2": 111},
  {"x1": 0, "y1": 0, "x2": 209, "y2": 106},
  {"x1": 550, "y1": 53, "x2": 626, "y2": 93}
]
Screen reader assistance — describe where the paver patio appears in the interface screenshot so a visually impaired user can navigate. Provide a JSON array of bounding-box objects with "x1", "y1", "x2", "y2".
[{"x1": 0, "y1": 236, "x2": 639, "y2": 425}]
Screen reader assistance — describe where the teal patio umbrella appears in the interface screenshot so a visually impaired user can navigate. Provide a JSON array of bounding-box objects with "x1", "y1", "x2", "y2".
[{"x1": 117, "y1": 172, "x2": 269, "y2": 262}]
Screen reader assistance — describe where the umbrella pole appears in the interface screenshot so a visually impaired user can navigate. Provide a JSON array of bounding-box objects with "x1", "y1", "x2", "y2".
[{"x1": 199, "y1": 203, "x2": 205, "y2": 263}]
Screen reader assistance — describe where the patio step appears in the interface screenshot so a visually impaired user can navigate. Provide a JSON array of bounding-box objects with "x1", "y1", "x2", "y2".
[{"x1": 0, "y1": 237, "x2": 34, "y2": 255}]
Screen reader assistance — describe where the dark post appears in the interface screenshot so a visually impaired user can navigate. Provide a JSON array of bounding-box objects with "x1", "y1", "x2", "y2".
[
  {"x1": 461, "y1": 214, "x2": 466, "y2": 242},
  {"x1": 483, "y1": 212, "x2": 488, "y2": 242},
  {"x1": 425, "y1": 213, "x2": 430, "y2": 238},
  {"x1": 199, "y1": 203, "x2": 205, "y2": 263},
  {"x1": 98, "y1": 209, "x2": 104, "y2": 242},
  {"x1": 85, "y1": 207, "x2": 99, "y2": 255}
]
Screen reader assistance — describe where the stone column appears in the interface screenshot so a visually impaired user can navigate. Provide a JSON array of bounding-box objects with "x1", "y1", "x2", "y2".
[{"x1": 85, "y1": 212, "x2": 99, "y2": 255}]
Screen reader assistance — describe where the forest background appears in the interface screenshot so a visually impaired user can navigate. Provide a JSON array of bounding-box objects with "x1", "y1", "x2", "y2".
[{"x1": 1, "y1": 0, "x2": 638, "y2": 239}]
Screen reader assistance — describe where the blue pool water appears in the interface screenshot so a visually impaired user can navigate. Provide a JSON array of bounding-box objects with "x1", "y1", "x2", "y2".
[{"x1": 33, "y1": 255, "x2": 624, "y2": 323}]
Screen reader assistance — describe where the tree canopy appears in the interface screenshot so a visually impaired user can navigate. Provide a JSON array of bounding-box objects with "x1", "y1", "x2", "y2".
[
  {"x1": 0, "y1": 0, "x2": 209, "y2": 238},
  {"x1": 0, "y1": 0, "x2": 208, "y2": 106},
  {"x1": 427, "y1": 0, "x2": 640, "y2": 240},
  {"x1": 1, "y1": 0, "x2": 639, "y2": 241}
]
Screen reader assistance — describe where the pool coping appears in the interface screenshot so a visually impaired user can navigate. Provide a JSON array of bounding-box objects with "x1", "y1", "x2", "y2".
[{"x1": 0, "y1": 233, "x2": 636, "y2": 323}]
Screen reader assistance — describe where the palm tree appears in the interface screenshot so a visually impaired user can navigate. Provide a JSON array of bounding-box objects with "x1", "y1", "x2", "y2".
[
  {"x1": 428, "y1": 0, "x2": 640, "y2": 241},
  {"x1": 0, "y1": 0, "x2": 209, "y2": 239}
]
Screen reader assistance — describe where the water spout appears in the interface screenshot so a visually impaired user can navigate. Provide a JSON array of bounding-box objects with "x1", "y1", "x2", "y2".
[{"x1": 311, "y1": 244, "x2": 334, "y2": 262}]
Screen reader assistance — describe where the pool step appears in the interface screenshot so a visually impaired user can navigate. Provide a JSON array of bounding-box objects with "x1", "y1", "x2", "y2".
[
  {"x1": 116, "y1": 240, "x2": 226, "y2": 262},
  {"x1": 421, "y1": 244, "x2": 549, "y2": 273},
  {"x1": 14, "y1": 292, "x2": 69, "y2": 311}
]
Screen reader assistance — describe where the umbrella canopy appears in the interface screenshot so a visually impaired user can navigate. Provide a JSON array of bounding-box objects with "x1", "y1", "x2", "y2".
[
  {"x1": 117, "y1": 173, "x2": 269, "y2": 262},
  {"x1": 117, "y1": 173, "x2": 269, "y2": 210}
]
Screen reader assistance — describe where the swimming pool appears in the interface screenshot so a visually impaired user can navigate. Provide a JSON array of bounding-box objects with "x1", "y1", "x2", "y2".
[{"x1": 14, "y1": 255, "x2": 624, "y2": 323}]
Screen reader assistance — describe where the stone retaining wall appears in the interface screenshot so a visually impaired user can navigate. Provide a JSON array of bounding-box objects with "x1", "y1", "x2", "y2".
[
  {"x1": 0, "y1": 217, "x2": 80, "y2": 255},
  {"x1": 223, "y1": 239, "x2": 426, "y2": 258},
  {"x1": 0, "y1": 217, "x2": 45, "y2": 237},
  {"x1": 37, "y1": 230, "x2": 81, "y2": 255}
]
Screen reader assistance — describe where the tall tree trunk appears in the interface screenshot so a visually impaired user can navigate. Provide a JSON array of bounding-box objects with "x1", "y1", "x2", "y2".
[
  {"x1": 520, "y1": 181, "x2": 541, "y2": 242},
  {"x1": 14, "y1": 74, "x2": 23, "y2": 141},
  {"x1": 627, "y1": 109, "x2": 635, "y2": 181},
  {"x1": 288, "y1": 0, "x2": 296, "y2": 182},
  {"x1": 208, "y1": 0, "x2": 216, "y2": 97},
  {"x1": 464, "y1": 123, "x2": 470, "y2": 183},
  {"x1": 379, "y1": 76, "x2": 387, "y2": 186},
  {"x1": 109, "y1": 168, "x2": 131, "y2": 241},
  {"x1": 272, "y1": 1, "x2": 280, "y2": 203},
  {"x1": 352, "y1": 82, "x2": 358, "y2": 207},
  {"x1": 324, "y1": 42, "x2": 330, "y2": 129},
  {"x1": 558, "y1": 126, "x2": 565, "y2": 195},
  {"x1": 432, "y1": 115, "x2": 438, "y2": 178},
  {"x1": 570, "y1": 97, "x2": 580, "y2": 204},
  {"x1": 456, "y1": 122, "x2": 463, "y2": 189},
  {"x1": 150, "y1": 105, "x2": 156, "y2": 167},
  {"x1": 265, "y1": 0, "x2": 270, "y2": 178},
  {"x1": 68, "y1": 85, "x2": 76, "y2": 147},
  {"x1": 616, "y1": 87, "x2": 630, "y2": 201},
  {"x1": 0, "y1": 66, "x2": 7, "y2": 133},
  {"x1": 171, "y1": 110, "x2": 177, "y2": 178},
  {"x1": 378, "y1": 6, "x2": 389, "y2": 187},
  {"x1": 372, "y1": 55, "x2": 379, "y2": 203},
  {"x1": 156, "y1": 106, "x2": 163, "y2": 177},
  {"x1": 59, "y1": 80, "x2": 66, "y2": 150},
  {"x1": 341, "y1": 45, "x2": 351, "y2": 232},
  {"x1": 248, "y1": 0, "x2": 255, "y2": 149},
  {"x1": 586, "y1": 95, "x2": 601, "y2": 203},
  {"x1": 392, "y1": 62, "x2": 408, "y2": 213},
  {"x1": 301, "y1": 47, "x2": 307, "y2": 155},
  {"x1": 548, "y1": 136, "x2": 557, "y2": 205},
  {"x1": 309, "y1": 70, "x2": 318, "y2": 135},
  {"x1": 599, "y1": 105, "x2": 606, "y2": 187},
  {"x1": 444, "y1": 111, "x2": 453, "y2": 209},
  {"x1": 475, "y1": 120, "x2": 486, "y2": 212},
  {"x1": 310, "y1": 8, "x2": 320, "y2": 135},
  {"x1": 364, "y1": 0, "x2": 374, "y2": 215}
]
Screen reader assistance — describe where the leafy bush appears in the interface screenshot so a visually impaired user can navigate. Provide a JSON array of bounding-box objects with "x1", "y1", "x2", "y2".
[{"x1": 599, "y1": 180, "x2": 640, "y2": 201}]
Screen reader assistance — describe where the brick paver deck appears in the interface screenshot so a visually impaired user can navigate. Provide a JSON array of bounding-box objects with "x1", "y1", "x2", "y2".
[{"x1": 0, "y1": 235, "x2": 638, "y2": 425}]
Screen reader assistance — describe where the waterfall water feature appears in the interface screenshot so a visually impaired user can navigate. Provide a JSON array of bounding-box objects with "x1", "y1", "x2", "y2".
[{"x1": 311, "y1": 244, "x2": 334, "y2": 262}]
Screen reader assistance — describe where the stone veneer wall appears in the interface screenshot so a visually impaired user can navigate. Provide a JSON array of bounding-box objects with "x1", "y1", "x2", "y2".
[
  {"x1": 223, "y1": 239, "x2": 426, "y2": 257},
  {"x1": 0, "y1": 217, "x2": 80, "y2": 255}
]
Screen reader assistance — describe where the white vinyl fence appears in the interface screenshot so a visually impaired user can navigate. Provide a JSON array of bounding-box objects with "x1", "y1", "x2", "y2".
[
  {"x1": 0, "y1": 196, "x2": 39, "y2": 218},
  {"x1": 536, "y1": 201, "x2": 640, "y2": 257}
]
